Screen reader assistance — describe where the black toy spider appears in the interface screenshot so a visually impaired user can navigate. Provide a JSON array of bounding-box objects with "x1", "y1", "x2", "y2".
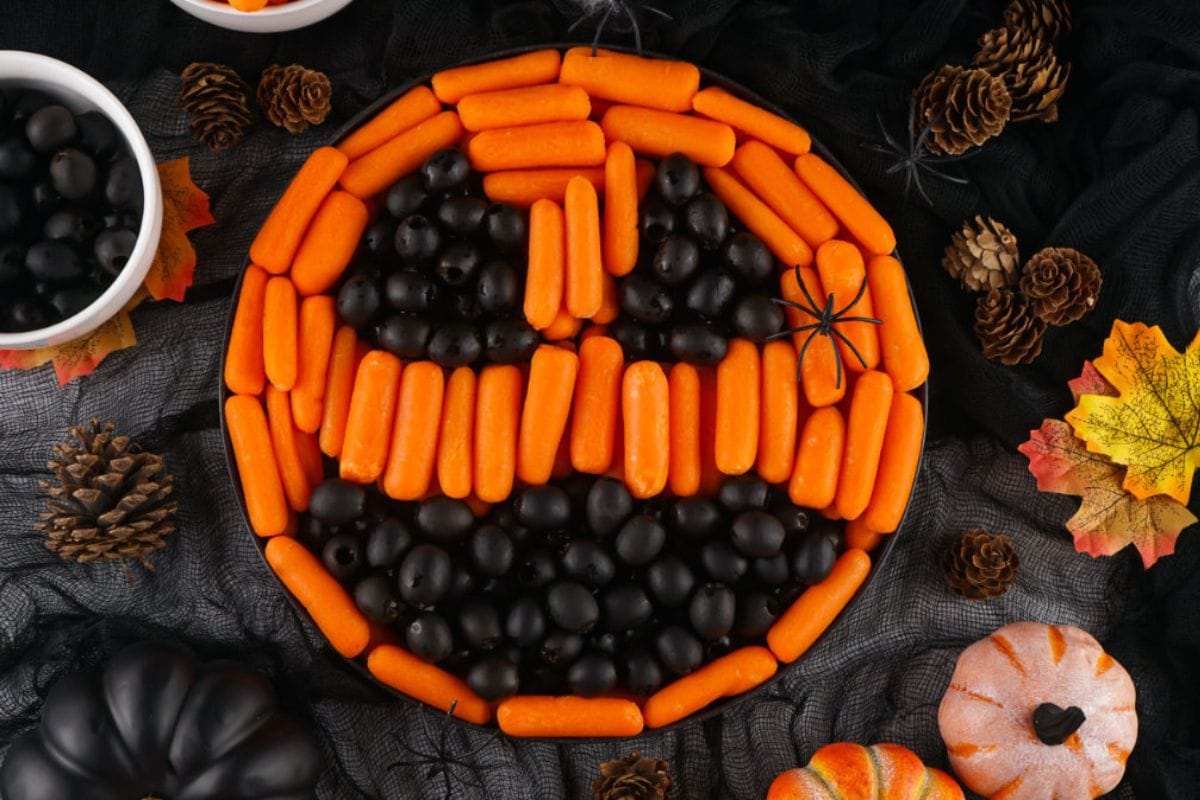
[
  {"x1": 767, "y1": 263, "x2": 881, "y2": 390},
  {"x1": 387, "y1": 701, "x2": 504, "y2": 800},
  {"x1": 864, "y1": 96, "x2": 975, "y2": 206},
  {"x1": 566, "y1": 0, "x2": 672, "y2": 56}
]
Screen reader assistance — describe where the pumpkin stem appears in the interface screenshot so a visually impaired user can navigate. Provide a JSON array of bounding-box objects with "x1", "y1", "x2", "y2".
[{"x1": 1032, "y1": 702, "x2": 1087, "y2": 745}]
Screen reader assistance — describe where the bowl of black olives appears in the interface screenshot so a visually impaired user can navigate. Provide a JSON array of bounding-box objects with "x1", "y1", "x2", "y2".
[{"x1": 0, "y1": 50, "x2": 162, "y2": 349}]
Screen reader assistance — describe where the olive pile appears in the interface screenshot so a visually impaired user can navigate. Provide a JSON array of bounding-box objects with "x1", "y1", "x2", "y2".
[
  {"x1": 301, "y1": 474, "x2": 842, "y2": 702},
  {"x1": 611, "y1": 153, "x2": 786, "y2": 365},
  {"x1": 0, "y1": 89, "x2": 143, "y2": 333},
  {"x1": 335, "y1": 148, "x2": 540, "y2": 368}
]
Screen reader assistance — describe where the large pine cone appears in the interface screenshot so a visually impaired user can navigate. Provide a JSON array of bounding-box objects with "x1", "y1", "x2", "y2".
[
  {"x1": 973, "y1": 25, "x2": 1070, "y2": 123},
  {"x1": 177, "y1": 62, "x2": 253, "y2": 151},
  {"x1": 944, "y1": 529, "x2": 1019, "y2": 600},
  {"x1": 1002, "y1": 0, "x2": 1073, "y2": 46},
  {"x1": 974, "y1": 288, "x2": 1046, "y2": 365},
  {"x1": 258, "y1": 64, "x2": 333, "y2": 134},
  {"x1": 1020, "y1": 246, "x2": 1102, "y2": 325},
  {"x1": 37, "y1": 419, "x2": 176, "y2": 571},
  {"x1": 594, "y1": 752, "x2": 672, "y2": 800},
  {"x1": 943, "y1": 215, "x2": 1020, "y2": 292},
  {"x1": 914, "y1": 65, "x2": 1012, "y2": 156}
]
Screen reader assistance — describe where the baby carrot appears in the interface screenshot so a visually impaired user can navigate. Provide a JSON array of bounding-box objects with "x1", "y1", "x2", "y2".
[
  {"x1": 367, "y1": 644, "x2": 492, "y2": 724},
  {"x1": 225, "y1": 395, "x2": 289, "y2": 537},
  {"x1": 643, "y1": 646, "x2": 777, "y2": 729},
  {"x1": 482, "y1": 167, "x2": 606, "y2": 206},
  {"x1": 319, "y1": 326, "x2": 361, "y2": 457},
  {"x1": 433, "y1": 48, "x2": 562, "y2": 104},
  {"x1": 788, "y1": 406, "x2": 845, "y2": 509},
  {"x1": 474, "y1": 365, "x2": 523, "y2": 503},
  {"x1": 767, "y1": 548, "x2": 871, "y2": 662},
  {"x1": 570, "y1": 336, "x2": 624, "y2": 474},
  {"x1": 601, "y1": 106, "x2": 735, "y2": 167},
  {"x1": 698, "y1": 366, "x2": 721, "y2": 495},
  {"x1": 835, "y1": 370, "x2": 894, "y2": 520},
  {"x1": 340, "y1": 111, "x2": 464, "y2": 199},
  {"x1": 635, "y1": 158, "x2": 656, "y2": 198},
  {"x1": 467, "y1": 120, "x2": 606, "y2": 172},
  {"x1": 290, "y1": 191, "x2": 369, "y2": 296},
  {"x1": 691, "y1": 86, "x2": 812, "y2": 155},
  {"x1": 565, "y1": 175, "x2": 604, "y2": 318},
  {"x1": 705, "y1": 166, "x2": 813, "y2": 267},
  {"x1": 716, "y1": 339, "x2": 761, "y2": 475},
  {"x1": 559, "y1": 47, "x2": 700, "y2": 112},
  {"x1": 862, "y1": 392, "x2": 924, "y2": 534},
  {"x1": 229, "y1": 0, "x2": 269, "y2": 10},
  {"x1": 518, "y1": 345, "x2": 579, "y2": 485},
  {"x1": 779, "y1": 267, "x2": 844, "y2": 407},
  {"x1": 623, "y1": 361, "x2": 670, "y2": 499},
  {"x1": 337, "y1": 85, "x2": 442, "y2": 160},
  {"x1": 295, "y1": 429, "x2": 325, "y2": 488},
  {"x1": 458, "y1": 83, "x2": 590, "y2": 131},
  {"x1": 291, "y1": 295, "x2": 336, "y2": 434},
  {"x1": 265, "y1": 536, "x2": 370, "y2": 658},
  {"x1": 815, "y1": 239, "x2": 880, "y2": 372},
  {"x1": 496, "y1": 696, "x2": 644, "y2": 738},
  {"x1": 845, "y1": 516, "x2": 884, "y2": 552},
  {"x1": 339, "y1": 351, "x2": 403, "y2": 484},
  {"x1": 525, "y1": 198, "x2": 566, "y2": 330},
  {"x1": 594, "y1": 276, "x2": 620, "y2": 324},
  {"x1": 250, "y1": 146, "x2": 348, "y2": 274},
  {"x1": 263, "y1": 276, "x2": 298, "y2": 391},
  {"x1": 731, "y1": 141, "x2": 837, "y2": 249},
  {"x1": 668, "y1": 362, "x2": 702, "y2": 497},
  {"x1": 382, "y1": 361, "x2": 445, "y2": 500},
  {"x1": 265, "y1": 385, "x2": 312, "y2": 513},
  {"x1": 542, "y1": 306, "x2": 582, "y2": 341},
  {"x1": 758, "y1": 340, "x2": 799, "y2": 483},
  {"x1": 437, "y1": 367, "x2": 476, "y2": 499},
  {"x1": 795, "y1": 152, "x2": 896, "y2": 256},
  {"x1": 867, "y1": 254, "x2": 929, "y2": 392},
  {"x1": 224, "y1": 265, "x2": 268, "y2": 396},
  {"x1": 603, "y1": 141, "x2": 639, "y2": 276}
]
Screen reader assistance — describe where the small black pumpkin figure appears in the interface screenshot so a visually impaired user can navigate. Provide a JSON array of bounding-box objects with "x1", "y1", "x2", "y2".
[{"x1": 0, "y1": 641, "x2": 321, "y2": 800}]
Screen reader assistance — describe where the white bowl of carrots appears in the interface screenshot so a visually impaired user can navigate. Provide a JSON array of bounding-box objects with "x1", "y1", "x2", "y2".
[{"x1": 169, "y1": 0, "x2": 355, "y2": 33}]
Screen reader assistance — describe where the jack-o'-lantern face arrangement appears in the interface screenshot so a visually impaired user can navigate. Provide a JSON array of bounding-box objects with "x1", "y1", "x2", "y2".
[{"x1": 223, "y1": 47, "x2": 930, "y2": 737}]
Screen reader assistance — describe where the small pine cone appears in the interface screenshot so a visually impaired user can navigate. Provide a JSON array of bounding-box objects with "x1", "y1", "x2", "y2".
[
  {"x1": 913, "y1": 65, "x2": 1012, "y2": 156},
  {"x1": 1019, "y1": 246, "x2": 1102, "y2": 325},
  {"x1": 178, "y1": 62, "x2": 253, "y2": 151},
  {"x1": 258, "y1": 64, "x2": 333, "y2": 134},
  {"x1": 973, "y1": 25, "x2": 1070, "y2": 123},
  {"x1": 974, "y1": 288, "x2": 1046, "y2": 365},
  {"x1": 943, "y1": 215, "x2": 1020, "y2": 292},
  {"x1": 594, "y1": 752, "x2": 672, "y2": 800},
  {"x1": 1002, "y1": 0, "x2": 1073, "y2": 46},
  {"x1": 944, "y1": 528, "x2": 1019, "y2": 599}
]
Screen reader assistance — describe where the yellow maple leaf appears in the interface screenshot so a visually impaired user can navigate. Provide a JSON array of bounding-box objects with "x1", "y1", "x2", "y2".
[
  {"x1": 1066, "y1": 320, "x2": 1200, "y2": 505},
  {"x1": 143, "y1": 156, "x2": 214, "y2": 302}
]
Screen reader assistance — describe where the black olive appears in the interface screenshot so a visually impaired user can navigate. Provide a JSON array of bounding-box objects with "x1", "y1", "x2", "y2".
[
  {"x1": 547, "y1": 580, "x2": 600, "y2": 633},
  {"x1": 646, "y1": 555, "x2": 695, "y2": 608},
  {"x1": 398, "y1": 544, "x2": 453, "y2": 607},
  {"x1": 93, "y1": 229, "x2": 137, "y2": 275},
  {"x1": 514, "y1": 485, "x2": 572, "y2": 531},
  {"x1": 0, "y1": 184, "x2": 23, "y2": 237},
  {"x1": 540, "y1": 629, "x2": 583, "y2": 666},
  {"x1": 516, "y1": 548, "x2": 558, "y2": 590},
  {"x1": 655, "y1": 152, "x2": 700, "y2": 206},
  {"x1": 624, "y1": 647, "x2": 664, "y2": 695},
  {"x1": 650, "y1": 234, "x2": 701, "y2": 286},
  {"x1": 416, "y1": 496, "x2": 475, "y2": 540},
  {"x1": 43, "y1": 208, "x2": 98, "y2": 245},
  {"x1": 475, "y1": 259, "x2": 520, "y2": 315},
  {"x1": 586, "y1": 477, "x2": 634, "y2": 537},
  {"x1": 50, "y1": 148, "x2": 96, "y2": 200},
  {"x1": 504, "y1": 595, "x2": 547, "y2": 646},
  {"x1": 434, "y1": 243, "x2": 481, "y2": 287},
  {"x1": 735, "y1": 591, "x2": 779, "y2": 639},
  {"x1": 76, "y1": 111, "x2": 118, "y2": 159},
  {"x1": 104, "y1": 157, "x2": 142, "y2": 211},
  {"x1": 336, "y1": 274, "x2": 382, "y2": 329},
  {"x1": 601, "y1": 583, "x2": 653, "y2": 630},
  {"x1": 25, "y1": 105, "x2": 76, "y2": 153},
  {"x1": 309, "y1": 479, "x2": 367, "y2": 525},
  {"x1": 485, "y1": 202, "x2": 527, "y2": 250},
  {"x1": 427, "y1": 321, "x2": 482, "y2": 367},
  {"x1": 732, "y1": 293, "x2": 785, "y2": 342},
  {"x1": 0, "y1": 136, "x2": 37, "y2": 180},
  {"x1": 467, "y1": 655, "x2": 520, "y2": 701},
  {"x1": 655, "y1": 625, "x2": 703, "y2": 676},
  {"x1": 561, "y1": 539, "x2": 615, "y2": 587},
  {"x1": 668, "y1": 497, "x2": 723, "y2": 539},
  {"x1": 436, "y1": 195, "x2": 488, "y2": 236},
  {"x1": 365, "y1": 517, "x2": 413, "y2": 569},
  {"x1": 49, "y1": 286, "x2": 100, "y2": 319},
  {"x1": 567, "y1": 651, "x2": 617, "y2": 696},
  {"x1": 683, "y1": 193, "x2": 729, "y2": 249},
  {"x1": 0, "y1": 244, "x2": 25, "y2": 284},
  {"x1": 8, "y1": 300, "x2": 49, "y2": 331},
  {"x1": 361, "y1": 217, "x2": 397, "y2": 257},
  {"x1": 718, "y1": 475, "x2": 771, "y2": 512},
  {"x1": 791, "y1": 528, "x2": 840, "y2": 585},
  {"x1": 753, "y1": 554, "x2": 791, "y2": 587},
  {"x1": 25, "y1": 241, "x2": 83, "y2": 282},
  {"x1": 484, "y1": 318, "x2": 539, "y2": 363},
  {"x1": 639, "y1": 194, "x2": 676, "y2": 242},
  {"x1": 394, "y1": 214, "x2": 441, "y2": 263},
  {"x1": 377, "y1": 314, "x2": 431, "y2": 359},
  {"x1": 353, "y1": 574, "x2": 403, "y2": 624},
  {"x1": 684, "y1": 267, "x2": 737, "y2": 319},
  {"x1": 722, "y1": 232, "x2": 773, "y2": 285},
  {"x1": 609, "y1": 317, "x2": 662, "y2": 361},
  {"x1": 469, "y1": 524, "x2": 514, "y2": 577},
  {"x1": 700, "y1": 540, "x2": 748, "y2": 584},
  {"x1": 614, "y1": 514, "x2": 666, "y2": 566},
  {"x1": 420, "y1": 148, "x2": 470, "y2": 193},
  {"x1": 459, "y1": 601, "x2": 504, "y2": 651},
  {"x1": 321, "y1": 533, "x2": 365, "y2": 583},
  {"x1": 667, "y1": 322, "x2": 728, "y2": 366},
  {"x1": 384, "y1": 270, "x2": 439, "y2": 313},
  {"x1": 406, "y1": 612, "x2": 455, "y2": 662},
  {"x1": 688, "y1": 583, "x2": 735, "y2": 640},
  {"x1": 385, "y1": 174, "x2": 429, "y2": 218}
]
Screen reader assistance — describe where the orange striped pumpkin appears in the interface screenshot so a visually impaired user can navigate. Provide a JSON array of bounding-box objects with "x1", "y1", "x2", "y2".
[{"x1": 767, "y1": 742, "x2": 964, "y2": 800}]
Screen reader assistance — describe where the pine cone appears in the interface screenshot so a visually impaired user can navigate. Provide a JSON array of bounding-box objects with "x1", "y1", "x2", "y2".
[
  {"x1": 178, "y1": 62, "x2": 253, "y2": 151},
  {"x1": 913, "y1": 65, "x2": 1012, "y2": 156},
  {"x1": 944, "y1": 528, "x2": 1019, "y2": 599},
  {"x1": 1019, "y1": 246, "x2": 1102, "y2": 326},
  {"x1": 594, "y1": 752, "x2": 672, "y2": 800},
  {"x1": 943, "y1": 215, "x2": 1020, "y2": 291},
  {"x1": 974, "y1": 288, "x2": 1046, "y2": 365},
  {"x1": 1002, "y1": 0, "x2": 1073, "y2": 46},
  {"x1": 36, "y1": 419, "x2": 177, "y2": 572},
  {"x1": 973, "y1": 25, "x2": 1070, "y2": 123},
  {"x1": 258, "y1": 64, "x2": 333, "y2": 134}
]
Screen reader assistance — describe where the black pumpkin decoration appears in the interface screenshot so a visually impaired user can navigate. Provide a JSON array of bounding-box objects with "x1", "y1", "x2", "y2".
[{"x1": 0, "y1": 641, "x2": 321, "y2": 800}]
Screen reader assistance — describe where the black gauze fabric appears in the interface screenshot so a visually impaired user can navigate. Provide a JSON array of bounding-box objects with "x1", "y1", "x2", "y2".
[{"x1": 0, "y1": 1, "x2": 1198, "y2": 798}]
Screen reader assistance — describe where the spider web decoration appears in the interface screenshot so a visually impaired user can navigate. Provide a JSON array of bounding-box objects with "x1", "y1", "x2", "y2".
[
  {"x1": 768, "y1": 264, "x2": 882, "y2": 390},
  {"x1": 387, "y1": 701, "x2": 505, "y2": 800},
  {"x1": 863, "y1": 96, "x2": 976, "y2": 207},
  {"x1": 565, "y1": 0, "x2": 673, "y2": 56}
]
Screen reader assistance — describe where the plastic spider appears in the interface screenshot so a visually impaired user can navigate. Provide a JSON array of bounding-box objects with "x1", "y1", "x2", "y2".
[
  {"x1": 387, "y1": 701, "x2": 503, "y2": 800},
  {"x1": 863, "y1": 96, "x2": 975, "y2": 206},
  {"x1": 567, "y1": 0, "x2": 672, "y2": 56},
  {"x1": 767, "y1": 264, "x2": 881, "y2": 390}
]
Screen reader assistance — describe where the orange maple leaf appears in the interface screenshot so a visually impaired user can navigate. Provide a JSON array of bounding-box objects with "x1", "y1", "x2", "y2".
[
  {"x1": 143, "y1": 156, "x2": 214, "y2": 302},
  {"x1": 0, "y1": 312, "x2": 138, "y2": 385}
]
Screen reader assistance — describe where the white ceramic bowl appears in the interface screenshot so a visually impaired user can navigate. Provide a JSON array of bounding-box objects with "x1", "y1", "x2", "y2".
[
  {"x1": 169, "y1": 0, "x2": 355, "y2": 33},
  {"x1": 0, "y1": 51, "x2": 163, "y2": 350}
]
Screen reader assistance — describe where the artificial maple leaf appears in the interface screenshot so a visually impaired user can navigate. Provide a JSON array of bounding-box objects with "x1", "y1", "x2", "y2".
[
  {"x1": 1067, "y1": 359, "x2": 1117, "y2": 403},
  {"x1": 1065, "y1": 320, "x2": 1200, "y2": 506},
  {"x1": 0, "y1": 312, "x2": 137, "y2": 385},
  {"x1": 143, "y1": 156, "x2": 214, "y2": 302},
  {"x1": 1019, "y1": 418, "x2": 1196, "y2": 568}
]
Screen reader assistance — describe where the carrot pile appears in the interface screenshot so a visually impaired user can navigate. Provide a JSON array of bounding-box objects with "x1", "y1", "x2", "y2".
[{"x1": 225, "y1": 46, "x2": 931, "y2": 738}]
